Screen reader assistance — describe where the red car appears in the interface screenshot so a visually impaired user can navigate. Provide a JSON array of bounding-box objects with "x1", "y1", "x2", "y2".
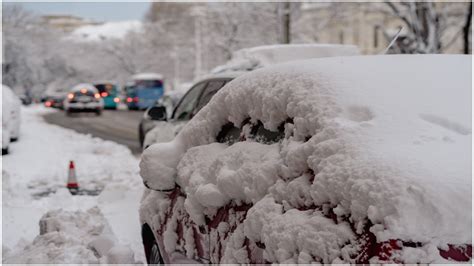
[{"x1": 140, "y1": 55, "x2": 471, "y2": 264}]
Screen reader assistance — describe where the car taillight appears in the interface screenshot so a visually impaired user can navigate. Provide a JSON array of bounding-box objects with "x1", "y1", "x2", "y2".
[
  {"x1": 126, "y1": 97, "x2": 132, "y2": 103},
  {"x1": 101, "y1": 92, "x2": 108, "y2": 97},
  {"x1": 133, "y1": 97, "x2": 139, "y2": 103},
  {"x1": 67, "y1": 93, "x2": 74, "y2": 100},
  {"x1": 114, "y1": 97, "x2": 120, "y2": 103},
  {"x1": 45, "y1": 101, "x2": 52, "y2": 107},
  {"x1": 94, "y1": 93, "x2": 101, "y2": 99}
]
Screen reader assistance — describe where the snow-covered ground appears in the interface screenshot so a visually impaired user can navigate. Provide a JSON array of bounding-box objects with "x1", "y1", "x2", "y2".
[{"x1": 2, "y1": 105, "x2": 145, "y2": 263}]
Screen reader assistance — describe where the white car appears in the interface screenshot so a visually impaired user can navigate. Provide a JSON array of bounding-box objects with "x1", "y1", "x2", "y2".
[
  {"x1": 2, "y1": 85, "x2": 21, "y2": 155},
  {"x1": 139, "y1": 55, "x2": 471, "y2": 264},
  {"x1": 140, "y1": 72, "x2": 245, "y2": 148},
  {"x1": 63, "y1": 83, "x2": 104, "y2": 116}
]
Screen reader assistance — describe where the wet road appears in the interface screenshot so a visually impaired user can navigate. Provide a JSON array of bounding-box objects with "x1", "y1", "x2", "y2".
[{"x1": 43, "y1": 109, "x2": 144, "y2": 155}]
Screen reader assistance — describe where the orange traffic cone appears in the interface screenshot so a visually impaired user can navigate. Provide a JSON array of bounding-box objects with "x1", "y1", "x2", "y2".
[{"x1": 67, "y1": 160, "x2": 79, "y2": 195}]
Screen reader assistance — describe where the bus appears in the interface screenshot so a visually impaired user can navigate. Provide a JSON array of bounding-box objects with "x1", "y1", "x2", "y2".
[
  {"x1": 93, "y1": 81, "x2": 120, "y2": 109},
  {"x1": 125, "y1": 73, "x2": 164, "y2": 110}
]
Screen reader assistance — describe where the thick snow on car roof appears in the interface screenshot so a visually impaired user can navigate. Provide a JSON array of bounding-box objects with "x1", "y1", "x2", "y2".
[
  {"x1": 235, "y1": 43, "x2": 359, "y2": 64},
  {"x1": 212, "y1": 43, "x2": 360, "y2": 73},
  {"x1": 132, "y1": 73, "x2": 164, "y2": 80},
  {"x1": 197, "y1": 70, "x2": 247, "y2": 82},
  {"x1": 140, "y1": 55, "x2": 471, "y2": 262},
  {"x1": 70, "y1": 83, "x2": 99, "y2": 93}
]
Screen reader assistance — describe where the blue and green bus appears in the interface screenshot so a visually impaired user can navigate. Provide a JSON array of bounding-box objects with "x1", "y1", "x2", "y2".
[
  {"x1": 93, "y1": 82, "x2": 120, "y2": 109},
  {"x1": 125, "y1": 73, "x2": 164, "y2": 110}
]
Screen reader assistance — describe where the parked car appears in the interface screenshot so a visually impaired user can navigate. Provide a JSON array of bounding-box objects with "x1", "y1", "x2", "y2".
[
  {"x1": 139, "y1": 55, "x2": 471, "y2": 264},
  {"x1": 63, "y1": 84, "x2": 104, "y2": 116},
  {"x1": 139, "y1": 72, "x2": 244, "y2": 148},
  {"x1": 2, "y1": 85, "x2": 21, "y2": 155}
]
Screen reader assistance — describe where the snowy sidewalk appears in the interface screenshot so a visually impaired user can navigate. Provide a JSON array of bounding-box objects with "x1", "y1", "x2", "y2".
[{"x1": 2, "y1": 105, "x2": 145, "y2": 263}]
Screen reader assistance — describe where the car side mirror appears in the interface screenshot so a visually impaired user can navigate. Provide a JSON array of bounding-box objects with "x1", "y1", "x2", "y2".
[{"x1": 148, "y1": 106, "x2": 167, "y2": 121}]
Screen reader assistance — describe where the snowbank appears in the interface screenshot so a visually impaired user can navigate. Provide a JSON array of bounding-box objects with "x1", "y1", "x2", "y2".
[
  {"x1": 140, "y1": 55, "x2": 471, "y2": 263},
  {"x1": 4, "y1": 207, "x2": 135, "y2": 264},
  {"x1": 2, "y1": 105, "x2": 145, "y2": 263},
  {"x1": 70, "y1": 20, "x2": 141, "y2": 42}
]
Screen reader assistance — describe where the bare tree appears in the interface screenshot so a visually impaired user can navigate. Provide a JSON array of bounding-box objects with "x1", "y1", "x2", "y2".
[
  {"x1": 382, "y1": 1, "x2": 470, "y2": 54},
  {"x1": 281, "y1": 2, "x2": 291, "y2": 44},
  {"x1": 463, "y1": 1, "x2": 472, "y2": 54},
  {"x1": 203, "y1": 3, "x2": 280, "y2": 62}
]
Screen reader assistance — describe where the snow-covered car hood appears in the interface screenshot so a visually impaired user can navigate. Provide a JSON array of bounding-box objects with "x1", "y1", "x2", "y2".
[{"x1": 140, "y1": 55, "x2": 471, "y2": 262}]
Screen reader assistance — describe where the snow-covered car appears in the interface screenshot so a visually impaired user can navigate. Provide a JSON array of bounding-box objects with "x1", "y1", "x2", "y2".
[
  {"x1": 63, "y1": 84, "x2": 104, "y2": 116},
  {"x1": 141, "y1": 44, "x2": 360, "y2": 149},
  {"x1": 211, "y1": 43, "x2": 360, "y2": 74},
  {"x1": 139, "y1": 55, "x2": 471, "y2": 264},
  {"x1": 140, "y1": 72, "x2": 245, "y2": 148},
  {"x1": 138, "y1": 90, "x2": 185, "y2": 148},
  {"x1": 2, "y1": 85, "x2": 21, "y2": 155}
]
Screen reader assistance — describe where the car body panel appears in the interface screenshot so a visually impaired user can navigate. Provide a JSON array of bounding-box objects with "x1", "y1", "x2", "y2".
[{"x1": 139, "y1": 73, "x2": 242, "y2": 148}]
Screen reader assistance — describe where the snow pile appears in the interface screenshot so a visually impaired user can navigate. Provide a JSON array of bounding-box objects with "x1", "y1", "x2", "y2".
[
  {"x1": 70, "y1": 20, "x2": 141, "y2": 42},
  {"x1": 142, "y1": 121, "x2": 185, "y2": 149},
  {"x1": 2, "y1": 105, "x2": 145, "y2": 263},
  {"x1": 140, "y1": 55, "x2": 471, "y2": 263},
  {"x1": 212, "y1": 43, "x2": 360, "y2": 74},
  {"x1": 4, "y1": 207, "x2": 135, "y2": 264},
  {"x1": 177, "y1": 142, "x2": 281, "y2": 224}
]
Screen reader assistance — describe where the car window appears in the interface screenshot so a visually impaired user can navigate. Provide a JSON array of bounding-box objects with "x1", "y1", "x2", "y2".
[
  {"x1": 194, "y1": 80, "x2": 228, "y2": 113},
  {"x1": 172, "y1": 82, "x2": 207, "y2": 121},
  {"x1": 216, "y1": 122, "x2": 241, "y2": 145}
]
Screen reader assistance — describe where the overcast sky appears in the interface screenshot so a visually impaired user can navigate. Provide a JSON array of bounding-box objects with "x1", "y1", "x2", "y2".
[{"x1": 5, "y1": 2, "x2": 151, "y2": 22}]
